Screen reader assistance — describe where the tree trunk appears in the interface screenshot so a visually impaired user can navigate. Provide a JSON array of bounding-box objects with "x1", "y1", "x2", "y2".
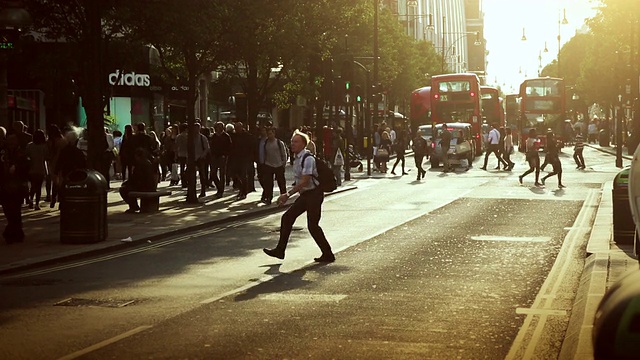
[{"x1": 85, "y1": 0, "x2": 104, "y2": 171}]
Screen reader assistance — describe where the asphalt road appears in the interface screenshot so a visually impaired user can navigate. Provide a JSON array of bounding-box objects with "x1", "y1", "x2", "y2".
[{"x1": 0, "y1": 146, "x2": 626, "y2": 359}]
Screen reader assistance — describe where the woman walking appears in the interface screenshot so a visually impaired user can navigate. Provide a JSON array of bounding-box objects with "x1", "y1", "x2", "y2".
[
  {"x1": 26, "y1": 130, "x2": 48, "y2": 210},
  {"x1": 45, "y1": 125, "x2": 66, "y2": 208},
  {"x1": 518, "y1": 128, "x2": 542, "y2": 186},
  {"x1": 412, "y1": 130, "x2": 428, "y2": 180},
  {"x1": 378, "y1": 131, "x2": 392, "y2": 173},
  {"x1": 503, "y1": 128, "x2": 515, "y2": 171},
  {"x1": 540, "y1": 131, "x2": 565, "y2": 188},
  {"x1": 391, "y1": 131, "x2": 408, "y2": 175}
]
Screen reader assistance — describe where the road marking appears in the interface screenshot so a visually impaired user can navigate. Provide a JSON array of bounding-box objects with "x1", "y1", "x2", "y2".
[
  {"x1": 515, "y1": 308, "x2": 567, "y2": 316},
  {"x1": 471, "y1": 236, "x2": 551, "y2": 242},
  {"x1": 56, "y1": 325, "x2": 153, "y2": 360},
  {"x1": 506, "y1": 189, "x2": 599, "y2": 360},
  {"x1": 260, "y1": 293, "x2": 347, "y2": 302}
]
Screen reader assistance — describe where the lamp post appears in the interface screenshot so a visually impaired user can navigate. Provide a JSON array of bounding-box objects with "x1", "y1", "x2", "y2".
[
  {"x1": 441, "y1": 32, "x2": 481, "y2": 73},
  {"x1": 557, "y1": 8, "x2": 568, "y2": 78},
  {"x1": 617, "y1": 93, "x2": 623, "y2": 168},
  {"x1": 0, "y1": 1, "x2": 31, "y2": 129}
]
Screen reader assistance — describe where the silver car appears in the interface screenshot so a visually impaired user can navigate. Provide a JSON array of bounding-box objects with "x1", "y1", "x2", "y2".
[{"x1": 429, "y1": 123, "x2": 476, "y2": 168}]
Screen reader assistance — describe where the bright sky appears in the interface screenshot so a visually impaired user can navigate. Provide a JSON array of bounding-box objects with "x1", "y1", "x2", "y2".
[{"x1": 483, "y1": 0, "x2": 599, "y2": 94}]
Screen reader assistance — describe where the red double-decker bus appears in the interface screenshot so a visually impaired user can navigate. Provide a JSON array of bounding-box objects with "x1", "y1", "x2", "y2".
[
  {"x1": 410, "y1": 86, "x2": 431, "y2": 134},
  {"x1": 480, "y1": 86, "x2": 505, "y2": 126},
  {"x1": 505, "y1": 94, "x2": 520, "y2": 145},
  {"x1": 430, "y1": 73, "x2": 483, "y2": 155},
  {"x1": 518, "y1": 77, "x2": 566, "y2": 150}
]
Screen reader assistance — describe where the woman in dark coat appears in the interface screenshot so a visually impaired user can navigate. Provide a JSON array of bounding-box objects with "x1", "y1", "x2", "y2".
[
  {"x1": 119, "y1": 124, "x2": 135, "y2": 181},
  {"x1": 0, "y1": 133, "x2": 29, "y2": 243}
]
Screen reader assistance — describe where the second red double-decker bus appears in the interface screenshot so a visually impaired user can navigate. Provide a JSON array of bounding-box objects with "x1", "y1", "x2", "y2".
[
  {"x1": 431, "y1": 73, "x2": 483, "y2": 155},
  {"x1": 480, "y1": 86, "x2": 505, "y2": 126},
  {"x1": 410, "y1": 86, "x2": 431, "y2": 135},
  {"x1": 518, "y1": 77, "x2": 566, "y2": 150}
]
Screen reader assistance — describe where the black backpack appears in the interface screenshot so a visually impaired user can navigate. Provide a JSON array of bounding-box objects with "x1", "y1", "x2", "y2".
[{"x1": 302, "y1": 153, "x2": 338, "y2": 193}]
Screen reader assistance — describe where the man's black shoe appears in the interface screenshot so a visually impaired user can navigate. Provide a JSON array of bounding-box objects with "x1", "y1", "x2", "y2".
[
  {"x1": 215, "y1": 193, "x2": 223, "y2": 199},
  {"x1": 263, "y1": 248, "x2": 284, "y2": 259},
  {"x1": 314, "y1": 254, "x2": 336, "y2": 263},
  {"x1": 480, "y1": 167, "x2": 487, "y2": 170}
]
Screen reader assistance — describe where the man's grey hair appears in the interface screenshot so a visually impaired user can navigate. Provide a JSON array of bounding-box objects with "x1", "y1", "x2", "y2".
[{"x1": 292, "y1": 129, "x2": 309, "y2": 146}]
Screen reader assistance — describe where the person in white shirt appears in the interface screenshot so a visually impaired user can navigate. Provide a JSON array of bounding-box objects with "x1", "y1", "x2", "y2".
[
  {"x1": 263, "y1": 130, "x2": 335, "y2": 263},
  {"x1": 480, "y1": 123, "x2": 508, "y2": 170}
]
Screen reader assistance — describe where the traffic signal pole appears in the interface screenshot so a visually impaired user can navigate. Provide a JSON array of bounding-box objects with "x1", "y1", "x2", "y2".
[{"x1": 372, "y1": 0, "x2": 379, "y2": 177}]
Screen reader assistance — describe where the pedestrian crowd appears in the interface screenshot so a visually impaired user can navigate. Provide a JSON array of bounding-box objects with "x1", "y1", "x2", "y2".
[{"x1": 0, "y1": 119, "x2": 353, "y2": 245}]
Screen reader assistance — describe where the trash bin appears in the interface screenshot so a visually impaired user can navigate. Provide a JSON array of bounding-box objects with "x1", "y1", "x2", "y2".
[
  {"x1": 599, "y1": 129, "x2": 610, "y2": 147},
  {"x1": 60, "y1": 169, "x2": 108, "y2": 244},
  {"x1": 613, "y1": 168, "x2": 634, "y2": 245},
  {"x1": 593, "y1": 270, "x2": 640, "y2": 359}
]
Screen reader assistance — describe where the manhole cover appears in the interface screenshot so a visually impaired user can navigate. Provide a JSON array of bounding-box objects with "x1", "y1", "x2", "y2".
[{"x1": 54, "y1": 298, "x2": 135, "y2": 308}]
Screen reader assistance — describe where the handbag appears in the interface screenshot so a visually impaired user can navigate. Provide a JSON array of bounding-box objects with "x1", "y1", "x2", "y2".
[
  {"x1": 334, "y1": 148, "x2": 344, "y2": 166},
  {"x1": 377, "y1": 148, "x2": 389, "y2": 157}
]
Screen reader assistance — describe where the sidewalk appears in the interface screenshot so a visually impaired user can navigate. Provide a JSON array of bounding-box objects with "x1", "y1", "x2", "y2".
[
  {"x1": 0, "y1": 165, "x2": 364, "y2": 276},
  {"x1": 560, "y1": 143, "x2": 639, "y2": 359}
]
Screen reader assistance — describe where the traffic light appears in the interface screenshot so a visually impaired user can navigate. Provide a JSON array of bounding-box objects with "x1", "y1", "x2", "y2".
[{"x1": 355, "y1": 85, "x2": 363, "y2": 103}]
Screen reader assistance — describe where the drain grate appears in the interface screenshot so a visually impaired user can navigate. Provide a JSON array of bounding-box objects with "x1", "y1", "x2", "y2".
[{"x1": 54, "y1": 298, "x2": 135, "y2": 308}]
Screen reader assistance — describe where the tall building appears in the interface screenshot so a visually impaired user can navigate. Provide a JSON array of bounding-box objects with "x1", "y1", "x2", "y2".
[{"x1": 390, "y1": 0, "x2": 486, "y2": 79}]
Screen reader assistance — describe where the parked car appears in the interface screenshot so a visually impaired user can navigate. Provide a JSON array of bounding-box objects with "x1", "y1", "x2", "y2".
[{"x1": 429, "y1": 123, "x2": 476, "y2": 168}]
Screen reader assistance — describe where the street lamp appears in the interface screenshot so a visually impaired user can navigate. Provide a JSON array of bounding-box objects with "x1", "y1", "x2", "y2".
[
  {"x1": 441, "y1": 32, "x2": 481, "y2": 73},
  {"x1": 521, "y1": 28, "x2": 527, "y2": 41},
  {"x1": 557, "y1": 8, "x2": 568, "y2": 78},
  {"x1": 0, "y1": 1, "x2": 32, "y2": 128}
]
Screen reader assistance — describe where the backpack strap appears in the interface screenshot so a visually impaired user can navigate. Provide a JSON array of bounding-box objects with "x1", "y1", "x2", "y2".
[{"x1": 301, "y1": 152, "x2": 319, "y2": 186}]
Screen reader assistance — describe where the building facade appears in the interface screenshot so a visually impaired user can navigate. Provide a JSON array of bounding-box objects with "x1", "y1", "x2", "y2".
[{"x1": 391, "y1": 0, "x2": 486, "y2": 80}]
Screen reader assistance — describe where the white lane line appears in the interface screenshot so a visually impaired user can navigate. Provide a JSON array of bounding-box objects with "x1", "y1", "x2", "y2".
[
  {"x1": 515, "y1": 308, "x2": 567, "y2": 316},
  {"x1": 505, "y1": 189, "x2": 599, "y2": 360},
  {"x1": 471, "y1": 236, "x2": 551, "y2": 242},
  {"x1": 260, "y1": 294, "x2": 347, "y2": 302},
  {"x1": 56, "y1": 325, "x2": 153, "y2": 360}
]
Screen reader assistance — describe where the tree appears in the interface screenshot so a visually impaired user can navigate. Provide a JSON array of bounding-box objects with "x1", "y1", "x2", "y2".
[
  {"x1": 120, "y1": 0, "x2": 232, "y2": 203},
  {"x1": 24, "y1": 0, "x2": 129, "y2": 171}
]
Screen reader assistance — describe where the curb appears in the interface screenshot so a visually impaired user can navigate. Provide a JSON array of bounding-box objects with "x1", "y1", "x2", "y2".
[
  {"x1": 0, "y1": 185, "x2": 358, "y2": 277},
  {"x1": 560, "y1": 183, "x2": 611, "y2": 360},
  {"x1": 584, "y1": 144, "x2": 633, "y2": 161}
]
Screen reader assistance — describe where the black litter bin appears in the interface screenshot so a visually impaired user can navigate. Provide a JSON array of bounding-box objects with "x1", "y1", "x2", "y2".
[
  {"x1": 612, "y1": 168, "x2": 634, "y2": 245},
  {"x1": 60, "y1": 169, "x2": 108, "y2": 244},
  {"x1": 599, "y1": 129, "x2": 610, "y2": 147}
]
